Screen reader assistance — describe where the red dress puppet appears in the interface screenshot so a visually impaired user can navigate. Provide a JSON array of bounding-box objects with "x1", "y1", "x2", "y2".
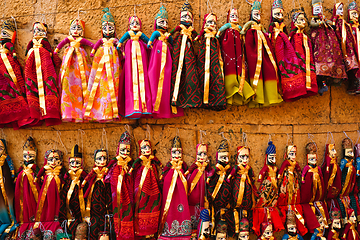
[
  {"x1": 327, "y1": 207, "x2": 342, "y2": 240},
  {"x1": 258, "y1": 221, "x2": 275, "y2": 240},
  {"x1": 321, "y1": 144, "x2": 341, "y2": 201},
  {"x1": 158, "y1": 136, "x2": 191, "y2": 240},
  {"x1": 342, "y1": 209, "x2": 360, "y2": 240},
  {"x1": 14, "y1": 137, "x2": 40, "y2": 238},
  {"x1": 348, "y1": 1, "x2": 360, "y2": 93},
  {"x1": 130, "y1": 140, "x2": 162, "y2": 238}
]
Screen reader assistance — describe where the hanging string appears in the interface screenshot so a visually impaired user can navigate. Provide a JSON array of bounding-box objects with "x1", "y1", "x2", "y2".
[
  {"x1": 101, "y1": 128, "x2": 108, "y2": 150},
  {"x1": 77, "y1": 9, "x2": 80, "y2": 20},
  {"x1": 286, "y1": 133, "x2": 293, "y2": 146},
  {"x1": 199, "y1": 130, "x2": 206, "y2": 143},
  {"x1": 61, "y1": 220, "x2": 70, "y2": 239},
  {"x1": 176, "y1": 127, "x2": 180, "y2": 137},
  {"x1": 326, "y1": 131, "x2": 335, "y2": 145},
  {"x1": 242, "y1": 132, "x2": 248, "y2": 147},
  {"x1": 356, "y1": 130, "x2": 360, "y2": 144},
  {"x1": 307, "y1": 133, "x2": 317, "y2": 151},
  {"x1": 146, "y1": 124, "x2": 151, "y2": 141},
  {"x1": 57, "y1": 130, "x2": 68, "y2": 154},
  {"x1": 268, "y1": 133, "x2": 274, "y2": 142},
  {"x1": 134, "y1": 5, "x2": 137, "y2": 16},
  {"x1": 206, "y1": 0, "x2": 213, "y2": 13},
  {"x1": 231, "y1": 0, "x2": 234, "y2": 9},
  {"x1": 343, "y1": 131, "x2": 354, "y2": 146}
]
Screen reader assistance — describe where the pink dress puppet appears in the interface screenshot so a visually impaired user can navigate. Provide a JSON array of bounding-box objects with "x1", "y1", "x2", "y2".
[
  {"x1": 118, "y1": 15, "x2": 151, "y2": 119},
  {"x1": 24, "y1": 22, "x2": 62, "y2": 127},
  {"x1": 107, "y1": 131, "x2": 134, "y2": 240},
  {"x1": 130, "y1": 140, "x2": 162, "y2": 238},
  {"x1": 158, "y1": 136, "x2": 191, "y2": 240},
  {"x1": 268, "y1": 0, "x2": 306, "y2": 102},
  {"x1": 185, "y1": 143, "x2": 213, "y2": 238},
  {"x1": 0, "y1": 19, "x2": 30, "y2": 128},
  {"x1": 253, "y1": 141, "x2": 284, "y2": 236},
  {"x1": 14, "y1": 137, "x2": 40, "y2": 239},
  {"x1": 147, "y1": 6, "x2": 184, "y2": 119},
  {"x1": 34, "y1": 150, "x2": 65, "y2": 238},
  {"x1": 54, "y1": 19, "x2": 94, "y2": 122},
  {"x1": 300, "y1": 142, "x2": 329, "y2": 234},
  {"x1": 288, "y1": 10, "x2": 318, "y2": 97},
  {"x1": 216, "y1": 8, "x2": 255, "y2": 105},
  {"x1": 83, "y1": 8, "x2": 121, "y2": 122},
  {"x1": 332, "y1": 2, "x2": 360, "y2": 94}
]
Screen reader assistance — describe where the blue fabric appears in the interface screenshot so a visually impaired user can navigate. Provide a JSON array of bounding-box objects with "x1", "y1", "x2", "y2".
[{"x1": 266, "y1": 141, "x2": 276, "y2": 154}]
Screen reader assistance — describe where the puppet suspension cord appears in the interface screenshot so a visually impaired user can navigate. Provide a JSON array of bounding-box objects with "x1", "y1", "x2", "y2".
[{"x1": 199, "y1": 130, "x2": 206, "y2": 143}]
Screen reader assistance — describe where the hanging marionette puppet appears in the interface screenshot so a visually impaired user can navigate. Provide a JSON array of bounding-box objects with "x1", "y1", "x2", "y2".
[
  {"x1": 258, "y1": 219, "x2": 275, "y2": 240},
  {"x1": 24, "y1": 21, "x2": 62, "y2": 126},
  {"x1": 288, "y1": 10, "x2": 318, "y2": 97},
  {"x1": 355, "y1": 142, "x2": 360, "y2": 191},
  {"x1": 129, "y1": 139, "x2": 162, "y2": 238},
  {"x1": 81, "y1": 149, "x2": 112, "y2": 240},
  {"x1": 321, "y1": 143, "x2": 341, "y2": 201},
  {"x1": 15, "y1": 137, "x2": 40, "y2": 238},
  {"x1": 54, "y1": 18, "x2": 94, "y2": 122},
  {"x1": 107, "y1": 131, "x2": 134, "y2": 240},
  {"x1": 195, "y1": 12, "x2": 226, "y2": 110},
  {"x1": 348, "y1": 1, "x2": 360, "y2": 93},
  {"x1": 216, "y1": 8, "x2": 255, "y2": 105},
  {"x1": 170, "y1": 0, "x2": 201, "y2": 113},
  {"x1": 0, "y1": 139, "x2": 17, "y2": 238},
  {"x1": 197, "y1": 209, "x2": 211, "y2": 240},
  {"x1": 214, "y1": 211, "x2": 228, "y2": 240},
  {"x1": 34, "y1": 149, "x2": 65, "y2": 238},
  {"x1": 117, "y1": 14, "x2": 151, "y2": 119},
  {"x1": 83, "y1": 8, "x2": 121, "y2": 122},
  {"x1": 340, "y1": 138, "x2": 357, "y2": 197},
  {"x1": 310, "y1": 213, "x2": 327, "y2": 240},
  {"x1": 268, "y1": 0, "x2": 306, "y2": 102},
  {"x1": 282, "y1": 210, "x2": 305, "y2": 240},
  {"x1": 227, "y1": 146, "x2": 257, "y2": 234},
  {"x1": 327, "y1": 206, "x2": 341, "y2": 240},
  {"x1": 158, "y1": 136, "x2": 191, "y2": 240},
  {"x1": 207, "y1": 139, "x2": 234, "y2": 238},
  {"x1": 309, "y1": 0, "x2": 347, "y2": 91},
  {"x1": 58, "y1": 145, "x2": 87, "y2": 238},
  {"x1": 241, "y1": 0, "x2": 283, "y2": 108},
  {"x1": 342, "y1": 208, "x2": 360, "y2": 240},
  {"x1": 148, "y1": 5, "x2": 184, "y2": 119},
  {"x1": 238, "y1": 215, "x2": 250, "y2": 240},
  {"x1": 278, "y1": 145, "x2": 307, "y2": 236},
  {"x1": 0, "y1": 18, "x2": 30, "y2": 128}
]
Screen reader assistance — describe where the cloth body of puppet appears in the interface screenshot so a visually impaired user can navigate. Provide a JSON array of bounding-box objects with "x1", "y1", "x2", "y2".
[
  {"x1": 268, "y1": 4, "x2": 305, "y2": 102},
  {"x1": 348, "y1": 1, "x2": 360, "y2": 95},
  {"x1": 339, "y1": 157, "x2": 357, "y2": 198},
  {"x1": 327, "y1": 229, "x2": 341, "y2": 240},
  {"x1": 217, "y1": 9, "x2": 255, "y2": 105},
  {"x1": 342, "y1": 212, "x2": 360, "y2": 240},
  {"x1": 310, "y1": 227, "x2": 326, "y2": 240},
  {"x1": 332, "y1": 3, "x2": 360, "y2": 94},
  {"x1": 24, "y1": 22, "x2": 61, "y2": 127},
  {"x1": 55, "y1": 20, "x2": 94, "y2": 122},
  {"x1": 0, "y1": 139, "x2": 17, "y2": 239},
  {"x1": 321, "y1": 144, "x2": 341, "y2": 201},
  {"x1": 282, "y1": 233, "x2": 304, "y2": 240}
]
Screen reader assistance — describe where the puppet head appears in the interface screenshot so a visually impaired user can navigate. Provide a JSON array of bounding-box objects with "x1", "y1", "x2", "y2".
[
  {"x1": 342, "y1": 138, "x2": 354, "y2": 159},
  {"x1": 348, "y1": 1, "x2": 359, "y2": 23},
  {"x1": 69, "y1": 144, "x2": 83, "y2": 171},
  {"x1": 69, "y1": 19, "x2": 85, "y2": 37},
  {"x1": 306, "y1": 142, "x2": 318, "y2": 166},
  {"x1": 285, "y1": 145, "x2": 297, "y2": 162},
  {"x1": 202, "y1": 13, "x2": 217, "y2": 32},
  {"x1": 215, "y1": 211, "x2": 227, "y2": 240},
  {"x1": 1, "y1": 19, "x2": 16, "y2": 43},
  {"x1": 286, "y1": 210, "x2": 297, "y2": 236},
  {"x1": 117, "y1": 131, "x2": 131, "y2": 158},
  {"x1": 328, "y1": 144, "x2": 337, "y2": 158},
  {"x1": 94, "y1": 149, "x2": 108, "y2": 167},
  {"x1": 271, "y1": 0, "x2": 284, "y2": 22},
  {"x1": 45, "y1": 149, "x2": 63, "y2": 168},
  {"x1": 129, "y1": 15, "x2": 142, "y2": 32},
  {"x1": 33, "y1": 22, "x2": 47, "y2": 39},
  {"x1": 251, "y1": 0, "x2": 262, "y2": 22},
  {"x1": 312, "y1": 0, "x2": 323, "y2": 16},
  {"x1": 198, "y1": 209, "x2": 211, "y2": 239},
  {"x1": 155, "y1": 5, "x2": 169, "y2": 30},
  {"x1": 171, "y1": 136, "x2": 182, "y2": 162},
  {"x1": 228, "y1": 8, "x2": 239, "y2": 23},
  {"x1": 292, "y1": 10, "x2": 306, "y2": 30},
  {"x1": 333, "y1": 2, "x2": 344, "y2": 17},
  {"x1": 101, "y1": 8, "x2": 115, "y2": 38},
  {"x1": 348, "y1": 209, "x2": 356, "y2": 224},
  {"x1": 330, "y1": 207, "x2": 341, "y2": 230},
  {"x1": 260, "y1": 222, "x2": 273, "y2": 239},
  {"x1": 74, "y1": 222, "x2": 88, "y2": 240},
  {"x1": 139, "y1": 139, "x2": 152, "y2": 156},
  {"x1": 217, "y1": 139, "x2": 229, "y2": 165},
  {"x1": 237, "y1": 146, "x2": 250, "y2": 167},
  {"x1": 23, "y1": 137, "x2": 37, "y2": 166},
  {"x1": 238, "y1": 216, "x2": 250, "y2": 240},
  {"x1": 196, "y1": 143, "x2": 208, "y2": 163},
  {"x1": 266, "y1": 141, "x2": 276, "y2": 166},
  {"x1": 0, "y1": 139, "x2": 6, "y2": 157},
  {"x1": 317, "y1": 214, "x2": 326, "y2": 230},
  {"x1": 180, "y1": 0, "x2": 193, "y2": 26}
]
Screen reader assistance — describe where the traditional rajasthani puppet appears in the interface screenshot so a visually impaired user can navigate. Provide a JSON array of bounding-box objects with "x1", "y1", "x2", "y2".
[
  {"x1": 238, "y1": 216, "x2": 250, "y2": 240},
  {"x1": 195, "y1": 12, "x2": 226, "y2": 110},
  {"x1": 227, "y1": 146, "x2": 257, "y2": 234},
  {"x1": 118, "y1": 15, "x2": 151, "y2": 119},
  {"x1": 185, "y1": 143, "x2": 212, "y2": 237},
  {"x1": 107, "y1": 131, "x2": 134, "y2": 240},
  {"x1": 278, "y1": 145, "x2": 307, "y2": 236},
  {"x1": 241, "y1": 0, "x2": 283, "y2": 108},
  {"x1": 282, "y1": 210, "x2": 305, "y2": 240},
  {"x1": 81, "y1": 149, "x2": 112, "y2": 240},
  {"x1": 321, "y1": 144, "x2": 341, "y2": 200},
  {"x1": 83, "y1": 8, "x2": 121, "y2": 122},
  {"x1": 34, "y1": 149, "x2": 64, "y2": 237},
  {"x1": 15, "y1": 137, "x2": 40, "y2": 238},
  {"x1": 310, "y1": 214, "x2": 327, "y2": 240},
  {"x1": 59, "y1": 145, "x2": 87, "y2": 238},
  {"x1": 268, "y1": 0, "x2": 305, "y2": 102},
  {"x1": 197, "y1": 209, "x2": 211, "y2": 240},
  {"x1": 207, "y1": 139, "x2": 234, "y2": 237},
  {"x1": 342, "y1": 209, "x2": 360, "y2": 240},
  {"x1": 214, "y1": 211, "x2": 227, "y2": 240},
  {"x1": 327, "y1": 207, "x2": 341, "y2": 240},
  {"x1": 332, "y1": 2, "x2": 360, "y2": 94},
  {"x1": 258, "y1": 221, "x2": 275, "y2": 240},
  {"x1": 216, "y1": 8, "x2": 254, "y2": 105},
  {"x1": 0, "y1": 139, "x2": 17, "y2": 238},
  {"x1": 148, "y1": 6, "x2": 184, "y2": 118},
  {"x1": 254, "y1": 141, "x2": 284, "y2": 235},
  {"x1": 289, "y1": 10, "x2": 318, "y2": 97},
  {"x1": 340, "y1": 138, "x2": 357, "y2": 198},
  {"x1": 158, "y1": 136, "x2": 191, "y2": 240},
  {"x1": 24, "y1": 22, "x2": 61, "y2": 126},
  {"x1": 130, "y1": 139, "x2": 162, "y2": 238},
  {"x1": 348, "y1": 1, "x2": 360, "y2": 93},
  {"x1": 309, "y1": 0, "x2": 347, "y2": 89},
  {"x1": 0, "y1": 19, "x2": 30, "y2": 127},
  {"x1": 54, "y1": 19, "x2": 94, "y2": 122},
  {"x1": 301, "y1": 142, "x2": 327, "y2": 233},
  {"x1": 170, "y1": 0, "x2": 201, "y2": 111},
  {"x1": 355, "y1": 143, "x2": 360, "y2": 191}
]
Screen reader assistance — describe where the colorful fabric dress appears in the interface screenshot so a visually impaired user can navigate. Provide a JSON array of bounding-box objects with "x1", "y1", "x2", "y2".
[
  {"x1": 119, "y1": 30, "x2": 151, "y2": 119},
  {"x1": 321, "y1": 144, "x2": 341, "y2": 200},
  {"x1": 24, "y1": 37, "x2": 61, "y2": 126},
  {"x1": 56, "y1": 36, "x2": 93, "y2": 122},
  {"x1": 159, "y1": 160, "x2": 191, "y2": 240},
  {"x1": 83, "y1": 38, "x2": 121, "y2": 122},
  {"x1": 0, "y1": 39, "x2": 30, "y2": 127}
]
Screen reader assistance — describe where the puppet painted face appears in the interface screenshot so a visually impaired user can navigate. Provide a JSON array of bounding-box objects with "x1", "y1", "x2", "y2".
[
  {"x1": 267, "y1": 153, "x2": 276, "y2": 165},
  {"x1": 307, "y1": 153, "x2": 317, "y2": 165},
  {"x1": 328, "y1": 145, "x2": 337, "y2": 158},
  {"x1": 349, "y1": 10, "x2": 359, "y2": 22},
  {"x1": 295, "y1": 13, "x2": 306, "y2": 29},
  {"x1": 336, "y1": 3, "x2": 344, "y2": 16},
  {"x1": 216, "y1": 233, "x2": 226, "y2": 240},
  {"x1": 156, "y1": 18, "x2": 168, "y2": 30},
  {"x1": 140, "y1": 141, "x2": 151, "y2": 156},
  {"x1": 252, "y1": 10, "x2": 261, "y2": 22},
  {"x1": 272, "y1": 8, "x2": 284, "y2": 21},
  {"x1": 180, "y1": 11, "x2": 193, "y2": 25},
  {"x1": 217, "y1": 152, "x2": 229, "y2": 163},
  {"x1": 129, "y1": 16, "x2": 141, "y2": 31},
  {"x1": 318, "y1": 217, "x2": 325, "y2": 230},
  {"x1": 229, "y1": 8, "x2": 239, "y2": 23},
  {"x1": 102, "y1": 22, "x2": 115, "y2": 38},
  {"x1": 23, "y1": 150, "x2": 36, "y2": 165},
  {"x1": 47, "y1": 151, "x2": 61, "y2": 168},
  {"x1": 0, "y1": 28, "x2": 14, "y2": 40},
  {"x1": 287, "y1": 146, "x2": 297, "y2": 162},
  {"x1": 238, "y1": 232, "x2": 249, "y2": 240},
  {"x1": 69, "y1": 157, "x2": 82, "y2": 171},
  {"x1": 237, "y1": 148, "x2": 249, "y2": 166},
  {"x1": 171, "y1": 147, "x2": 182, "y2": 161},
  {"x1": 69, "y1": 20, "x2": 84, "y2": 37},
  {"x1": 33, "y1": 23, "x2": 47, "y2": 38},
  {"x1": 0, "y1": 141, "x2": 4, "y2": 156},
  {"x1": 118, "y1": 144, "x2": 131, "y2": 158},
  {"x1": 313, "y1": 3, "x2": 323, "y2": 15},
  {"x1": 200, "y1": 221, "x2": 210, "y2": 238},
  {"x1": 332, "y1": 219, "x2": 341, "y2": 230},
  {"x1": 204, "y1": 14, "x2": 217, "y2": 31},
  {"x1": 262, "y1": 225, "x2": 273, "y2": 239},
  {"x1": 345, "y1": 148, "x2": 354, "y2": 158},
  {"x1": 349, "y1": 212, "x2": 356, "y2": 224},
  {"x1": 95, "y1": 151, "x2": 107, "y2": 167},
  {"x1": 287, "y1": 224, "x2": 297, "y2": 236},
  {"x1": 197, "y1": 145, "x2": 207, "y2": 162}
]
